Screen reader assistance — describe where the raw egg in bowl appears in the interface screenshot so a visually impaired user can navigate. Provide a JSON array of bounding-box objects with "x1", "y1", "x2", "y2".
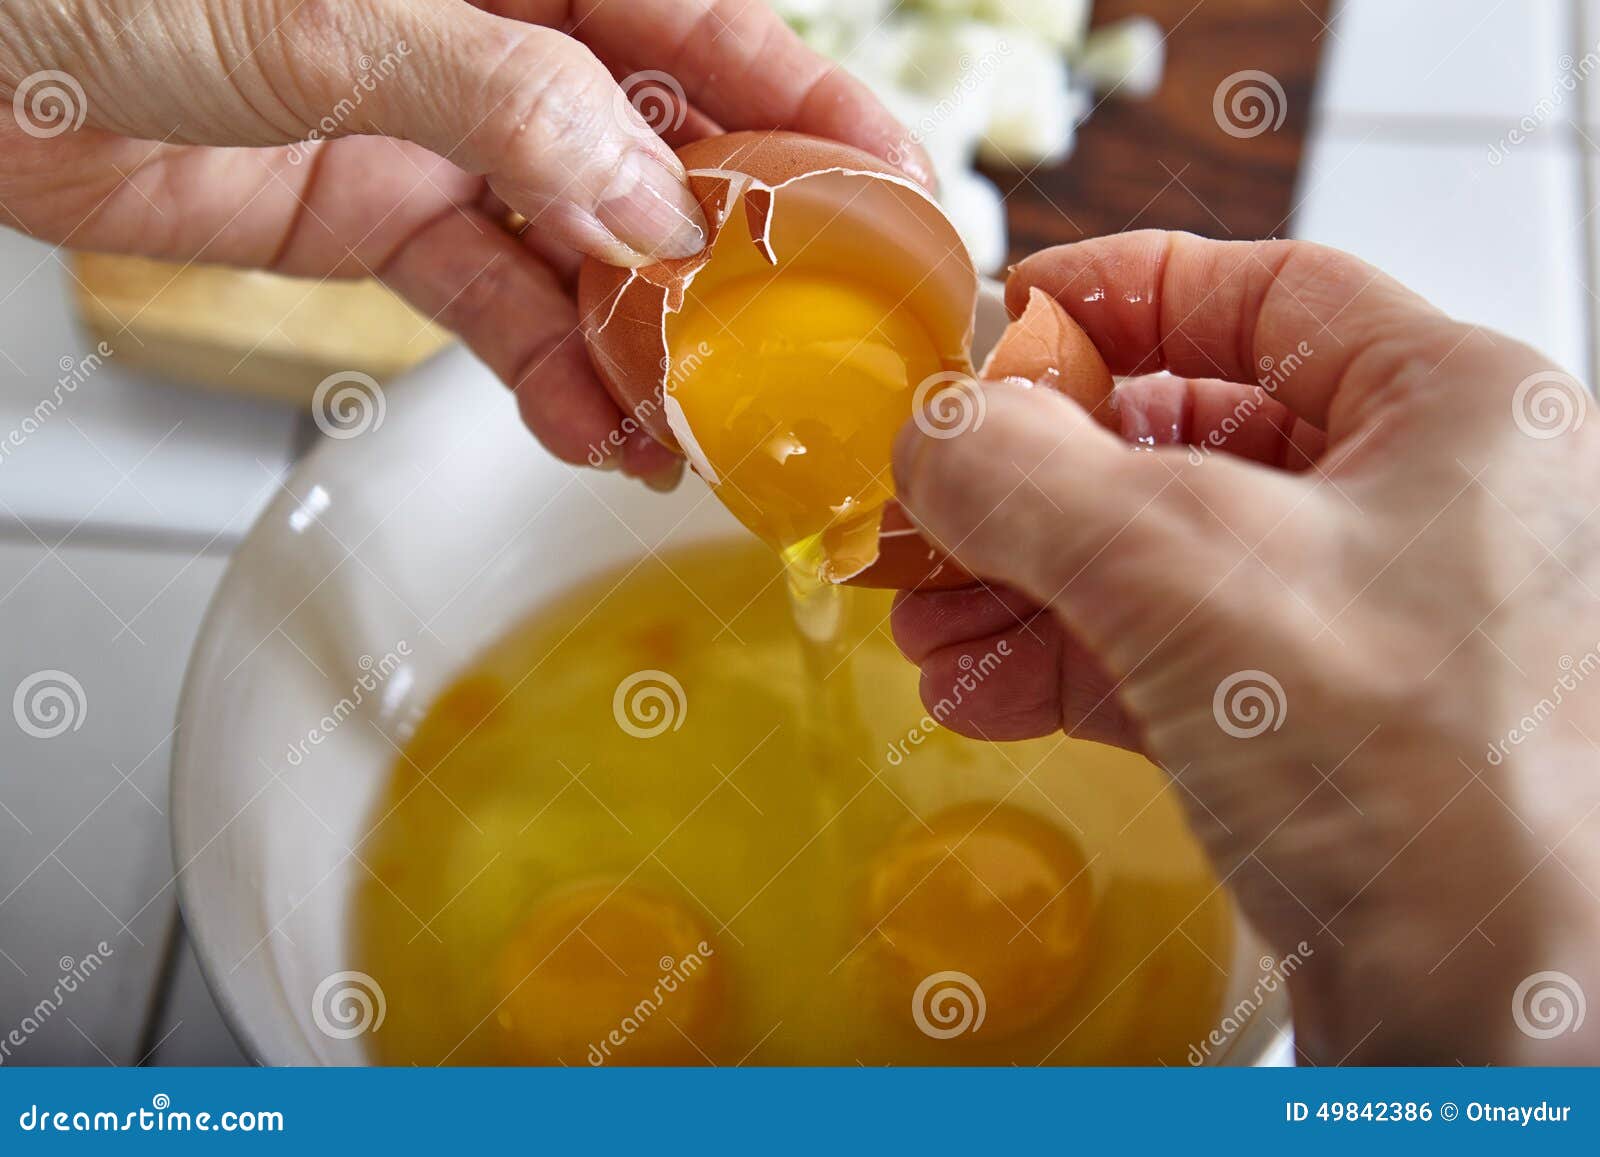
[{"x1": 172, "y1": 250, "x2": 1290, "y2": 1066}]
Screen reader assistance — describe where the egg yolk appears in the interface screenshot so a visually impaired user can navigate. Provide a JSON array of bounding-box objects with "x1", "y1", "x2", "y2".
[
  {"x1": 667, "y1": 271, "x2": 945, "y2": 580},
  {"x1": 493, "y1": 881, "x2": 724, "y2": 1065},
  {"x1": 861, "y1": 802, "x2": 1096, "y2": 1040}
]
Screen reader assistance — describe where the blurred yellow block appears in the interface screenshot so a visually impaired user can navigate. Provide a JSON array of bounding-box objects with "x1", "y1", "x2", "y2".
[{"x1": 70, "y1": 253, "x2": 452, "y2": 404}]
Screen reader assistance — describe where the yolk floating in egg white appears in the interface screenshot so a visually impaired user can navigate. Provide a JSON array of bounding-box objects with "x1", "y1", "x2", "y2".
[
  {"x1": 355, "y1": 540, "x2": 1233, "y2": 1066},
  {"x1": 494, "y1": 882, "x2": 724, "y2": 1066},
  {"x1": 860, "y1": 802, "x2": 1096, "y2": 1040}
]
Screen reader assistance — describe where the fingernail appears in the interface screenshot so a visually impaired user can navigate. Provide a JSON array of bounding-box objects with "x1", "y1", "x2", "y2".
[
  {"x1": 597, "y1": 151, "x2": 707, "y2": 262},
  {"x1": 642, "y1": 458, "x2": 685, "y2": 493}
]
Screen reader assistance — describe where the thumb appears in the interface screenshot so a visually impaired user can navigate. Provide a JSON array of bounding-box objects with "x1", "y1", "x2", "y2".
[
  {"x1": 891, "y1": 381, "x2": 1294, "y2": 680},
  {"x1": 347, "y1": 2, "x2": 708, "y2": 266}
]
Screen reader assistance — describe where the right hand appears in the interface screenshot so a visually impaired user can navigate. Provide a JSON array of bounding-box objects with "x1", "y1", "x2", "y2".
[{"x1": 891, "y1": 230, "x2": 1600, "y2": 1064}]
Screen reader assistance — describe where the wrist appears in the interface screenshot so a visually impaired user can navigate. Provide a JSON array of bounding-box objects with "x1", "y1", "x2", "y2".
[{"x1": 1289, "y1": 757, "x2": 1600, "y2": 1064}]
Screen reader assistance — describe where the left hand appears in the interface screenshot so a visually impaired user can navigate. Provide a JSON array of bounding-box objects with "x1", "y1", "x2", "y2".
[{"x1": 0, "y1": 0, "x2": 929, "y2": 488}]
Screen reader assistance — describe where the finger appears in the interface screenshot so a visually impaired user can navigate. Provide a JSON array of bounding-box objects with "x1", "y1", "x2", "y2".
[
  {"x1": 513, "y1": 221, "x2": 585, "y2": 287},
  {"x1": 378, "y1": 202, "x2": 625, "y2": 467},
  {"x1": 659, "y1": 103, "x2": 724, "y2": 150},
  {"x1": 334, "y1": 1, "x2": 711, "y2": 266},
  {"x1": 1008, "y1": 230, "x2": 1455, "y2": 435},
  {"x1": 599, "y1": 60, "x2": 726, "y2": 149},
  {"x1": 1113, "y1": 374, "x2": 1328, "y2": 470},
  {"x1": 477, "y1": 2, "x2": 904, "y2": 171},
  {"x1": 892, "y1": 381, "x2": 1306, "y2": 679},
  {"x1": 478, "y1": 188, "x2": 586, "y2": 284},
  {"x1": 567, "y1": 0, "x2": 937, "y2": 188},
  {"x1": 891, "y1": 585, "x2": 1041, "y2": 664},
  {"x1": 893, "y1": 588, "x2": 1141, "y2": 748},
  {"x1": 622, "y1": 429, "x2": 684, "y2": 490}
]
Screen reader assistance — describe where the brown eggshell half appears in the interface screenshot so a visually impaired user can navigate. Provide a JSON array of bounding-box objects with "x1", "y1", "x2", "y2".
[
  {"x1": 845, "y1": 291, "x2": 1116, "y2": 591},
  {"x1": 576, "y1": 130, "x2": 976, "y2": 455}
]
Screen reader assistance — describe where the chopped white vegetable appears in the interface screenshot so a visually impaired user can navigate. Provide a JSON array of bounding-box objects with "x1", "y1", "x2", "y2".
[
  {"x1": 900, "y1": 0, "x2": 986, "y2": 20},
  {"x1": 937, "y1": 164, "x2": 1009, "y2": 273},
  {"x1": 893, "y1": 18, "x2": 1006, "y2": 98},
  {"x1": 978, "y1": 33, "x2": 1077, "y2": 167},
  {"x1": 1076, "y1": 16, "x2": 1168, "y2": 98},
  {"x1": 771, "y1": 1, "x2": 1159, "y2": 273},
  {"x1": 975, "y1": 0, "x2": 1092, "y2": 49},
  {"x1": 872, "y1": 21, "x2": 998, "y2": 169}
]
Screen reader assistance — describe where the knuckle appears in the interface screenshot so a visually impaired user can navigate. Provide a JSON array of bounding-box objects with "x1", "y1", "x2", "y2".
[
  {"x1": 479, "y1": 32, "x2": 616, "y2": 178},
  {"x1": 237, "y1": 0, "x2": 391, "y2": 133}
]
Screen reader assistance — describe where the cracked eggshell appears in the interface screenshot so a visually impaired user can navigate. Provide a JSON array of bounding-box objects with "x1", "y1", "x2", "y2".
[
  {"x1": 577, "y1": 130, "x2": 979, "y2": 585},
  {"x1": 979, "y1": 287, "x2": 1117, "y2": 431},
  {"x1": 847, "y1": 287, "x2": 1115, "y2": 590},
  {"x1": 577, "y1": 131, "x2": 978, "y2": 469}
]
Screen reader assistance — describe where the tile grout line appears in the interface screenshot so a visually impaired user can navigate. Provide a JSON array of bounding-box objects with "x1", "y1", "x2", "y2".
[{"x1": 0, "y1": 517, "x2": 245, "y2": 556}]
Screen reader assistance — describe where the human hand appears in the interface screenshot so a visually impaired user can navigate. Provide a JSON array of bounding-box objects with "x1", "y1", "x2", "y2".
[
  {"x1": 0, "y1": 0, "x2": 928, "y2": 486},
  {"x1": 891, "y1": 230, "x2": 1600, "y2": 1064}
]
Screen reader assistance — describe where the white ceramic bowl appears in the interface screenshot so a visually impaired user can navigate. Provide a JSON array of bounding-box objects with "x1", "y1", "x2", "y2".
[{"x1": 172, "y1": 285, "x2": 1294, "y2": 1066}]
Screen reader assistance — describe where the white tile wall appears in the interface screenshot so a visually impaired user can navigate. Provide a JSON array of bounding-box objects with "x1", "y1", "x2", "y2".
[
  {"x1": 1320, "y1": 0, "x2": 1574, "y2": 123},
  {"x1": 2, "y1": 0, "x2": 1598, "y2": 1067},
  {"x1": 1294, "y1": 131, "x2": 1589, "y2": 376},
  {"x1": 0, "y1": 540, "x2": 227, "y2": 1063},
  {"x1": 1299, "y1": 0, "x2": 1593, "y2": 385}
]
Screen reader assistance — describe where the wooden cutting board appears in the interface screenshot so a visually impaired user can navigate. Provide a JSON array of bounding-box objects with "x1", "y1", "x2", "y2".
[
  {"x1": 992, "y1": 0, "x2": 1333, "y2": 261},
  {"x1": 71, "y1": 254, "x2": 451, "y2": 404}
]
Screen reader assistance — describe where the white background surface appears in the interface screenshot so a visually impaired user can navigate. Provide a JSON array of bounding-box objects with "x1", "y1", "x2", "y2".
[{"x1": 1, "y1": 0, "x2": 1595, "y2": 1066}]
